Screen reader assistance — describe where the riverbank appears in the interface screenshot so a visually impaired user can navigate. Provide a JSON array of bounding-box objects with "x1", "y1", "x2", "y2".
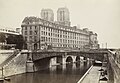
[{"x1": 77, "y1": 66, "x2": 107, "y2": 83}]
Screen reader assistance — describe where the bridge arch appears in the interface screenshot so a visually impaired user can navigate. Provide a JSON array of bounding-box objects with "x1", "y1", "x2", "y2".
[
  {"x1": 76, "y1": 56, "x2": 80, "y2": 62},
  {"x1": 66, "y1": 56, "x2": 73, "y2": 63}
]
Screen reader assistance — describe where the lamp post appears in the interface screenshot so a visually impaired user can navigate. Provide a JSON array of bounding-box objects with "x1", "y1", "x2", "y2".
[{"x1": 106, "y1": 43, "x2": 107, "y2": 49}]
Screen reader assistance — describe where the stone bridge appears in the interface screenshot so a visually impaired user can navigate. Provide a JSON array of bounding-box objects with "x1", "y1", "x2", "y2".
[
  {"x1": 20, "y1": 49, "x2": 108, "y2": 73},
  {"x1": 29, "y1": 50, "x2": 108, "y2": 61}
]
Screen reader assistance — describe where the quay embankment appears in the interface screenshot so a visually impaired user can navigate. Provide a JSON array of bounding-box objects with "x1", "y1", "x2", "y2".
[
  {"x1": 77, "y1": 65, "x2": 107, "y2": 83},
  {"x1": 0, "y1": 50, "x2": 28, "y2": 78}
]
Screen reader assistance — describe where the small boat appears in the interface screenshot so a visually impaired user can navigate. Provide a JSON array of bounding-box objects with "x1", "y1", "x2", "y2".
[{"x1": 4, "y1": 77, "x2": 11, "y2": 81}]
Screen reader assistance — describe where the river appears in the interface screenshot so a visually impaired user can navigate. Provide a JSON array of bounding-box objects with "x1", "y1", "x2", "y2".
[{"x1": 4, "y1": 60, "x2": 92, "y2": 83}]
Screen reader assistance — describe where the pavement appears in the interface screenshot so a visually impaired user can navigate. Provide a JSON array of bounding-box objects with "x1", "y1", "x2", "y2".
[{"x1": 78, "y1": 66, "x2": 107, "y2": 83}]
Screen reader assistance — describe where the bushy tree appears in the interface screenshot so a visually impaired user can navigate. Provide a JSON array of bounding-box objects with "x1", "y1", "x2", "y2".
[
  {"x1": 0, "y1": 33, "x2": 6, "y2": 49},
  {"x1": 6, "y1": 35, "x2": 25, "y2": 49},
  {"x1": 0, "y1": 33, "x2": 6, "y2": 43},
  {"x1": 15, "y1": 35, "x2": 24, "y2": 49},
  {"x1": 6, "y1": 35, "x2": 16, "y2": 44}
]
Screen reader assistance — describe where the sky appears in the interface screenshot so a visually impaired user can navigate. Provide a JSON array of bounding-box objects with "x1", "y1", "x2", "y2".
[{"x1": 0, "y1": 0, "x2": 120, "y2": 48}]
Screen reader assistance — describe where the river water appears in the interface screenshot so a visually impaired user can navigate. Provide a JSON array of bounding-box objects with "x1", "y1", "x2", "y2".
[{"x1": 4, "y1": 60, "x2": 92, "y2": 83}]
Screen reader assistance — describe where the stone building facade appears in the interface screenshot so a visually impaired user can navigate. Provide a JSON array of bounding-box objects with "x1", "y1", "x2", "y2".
[{"x1": 21, "y1": 8, "x2": 99, "y2": 50}]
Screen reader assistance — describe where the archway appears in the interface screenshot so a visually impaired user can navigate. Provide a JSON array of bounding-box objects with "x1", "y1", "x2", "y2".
[
  {"x1": 66, "y1": 56, "x2": 73, "y2": 63},
  {"x1": 66, "y1": 56, "x2": 73, "y2": 71},
  {"x1": 76, "y1": 56, "x2": 80, "y2": 62}
]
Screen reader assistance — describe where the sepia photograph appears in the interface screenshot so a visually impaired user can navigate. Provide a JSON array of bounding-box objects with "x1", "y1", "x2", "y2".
[{"x1": 0, "y1": 0, "x2": 120, "y2": 83}]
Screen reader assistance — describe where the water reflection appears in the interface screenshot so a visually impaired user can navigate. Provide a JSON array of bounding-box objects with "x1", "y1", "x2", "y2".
[
  {"x1": 76, "y1": 62, "x2": 80, "y2": 68},
  {"x1": 4, "y1": 60, "x2": 92, "y2": 83}
]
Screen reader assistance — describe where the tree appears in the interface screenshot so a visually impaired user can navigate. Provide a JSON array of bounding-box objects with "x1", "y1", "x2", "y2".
[
  {"x1": 6, "y1": 35, "x2": 25, "y2": 49},
  {"x1": 6, "y1": 35, "x2": 16, "y2": 44},
  {"x1": 15, "y1": 35, "x2": 24, "y2": 49},
  {"x1": 0, "y1": 33, "x2": 6, "y2": 43},
  {"x1": 0, "y1": 33, "x2": 6, "y2": 49}
]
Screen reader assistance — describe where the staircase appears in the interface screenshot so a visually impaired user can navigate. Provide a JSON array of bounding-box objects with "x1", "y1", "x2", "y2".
[
  {"x1": 0, "y1": 50, "x2": 20, "y2": 78},
  {"x1": 0, "y1": 50, "x2": 20, "y2": 68}
]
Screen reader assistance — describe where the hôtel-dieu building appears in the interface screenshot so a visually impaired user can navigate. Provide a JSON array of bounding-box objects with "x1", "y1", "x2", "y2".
[{"x1": 21, "y1": 7, "x2": 99, "y2": 51}]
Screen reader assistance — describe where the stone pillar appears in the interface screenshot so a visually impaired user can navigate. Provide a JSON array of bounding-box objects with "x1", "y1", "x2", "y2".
[
  {"x1": 62, "y1": 53, "x2": 67, "y2": 64},
  {"x1": 56, "y1": 56, "x2": 62, "y2": 64},
  {"x1": 72, "y1": 56, "x2": 76, "y2": 63},
  {"x1": 49, "y1": 57, "x2": 57, "y2": 67},
  {"x1": 62, "y1": 55, "x2": 67, "y2": 70},
  {"x1": 26, "y1": 52, "x2": 34, "y2": 72},
  {"x1": 62, "y1": 55, "x2": 66, "y2": 64}
]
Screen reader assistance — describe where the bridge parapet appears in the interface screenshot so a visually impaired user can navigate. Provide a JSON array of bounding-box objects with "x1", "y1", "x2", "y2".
[
  {"x1": 25, "y1": 50, "x2": 108, "y2": 61},
  {"x1": 32, "y1": 52, "x2": 65, "y2": 61}
]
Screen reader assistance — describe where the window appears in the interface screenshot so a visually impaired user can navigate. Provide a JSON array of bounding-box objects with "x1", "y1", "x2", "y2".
[
  {"x1": 41, "y1": 37, "x2": 45, "y2": 42},
  {"x1": 41, "y1": 31, "x2": 43, "y2": 35},
  {"x1": 34, "y1": 36, "x2": 37, "y2": 42},
  {"x1": 49, "y1": 28, "x2": 50, "y2": 31},
  {"x1": 68, "y1": 40, "x2": 69, "y2": 43},
  {"x1": 25, "y1": 27, "x2": 27, "y2": 30},
  {"x1": 29, "y1": 36, "x2": 32, "y2": 42},
  {"x1": 44, "y1": 31, "x2": 45, "y2": 35},
  {"x1": 45, "y1": 37, "x2": 47, "y2": 41},
  {"x1": 34, "y1": 31, "x2": 37, "y2": 35},
  {"x1": 41, "y1": 37, "x2": 44, "y2": 42},
  {"x1": 30, "y1": 36, "x2": 32, "y2": 39},
  {"x1": 35, "y1": 26, "x2": 37, "y2": 29},
  {"x1": 30, "y1": 26, "x2": 32, "y2": 30},
  {"x1": 25, "y1": 37, "x2": 27, "y2": 41},
  {"x1": 48, "y1": 33, "x2": 50, "y2": 36},
  {"x1": 48, "y1": 38, "x2": 50, "y2": 42},
  {"x1": 60, "y1": 35, "x2": 62, "y2": 38},
  {"x1": 25, "y1": 31, "x2": 27, "y2": 35},
  {"x1": 60, "y1": 39, "x2": 62, "y2": 42},
  {"x1": 30, "y1": 31, "x2": 32, "y2": 35}
]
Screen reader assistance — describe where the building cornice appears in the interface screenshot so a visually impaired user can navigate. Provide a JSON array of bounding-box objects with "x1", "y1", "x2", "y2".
[{"x1": 21, "y1": 16, "x2": 89, "y2": 36}]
